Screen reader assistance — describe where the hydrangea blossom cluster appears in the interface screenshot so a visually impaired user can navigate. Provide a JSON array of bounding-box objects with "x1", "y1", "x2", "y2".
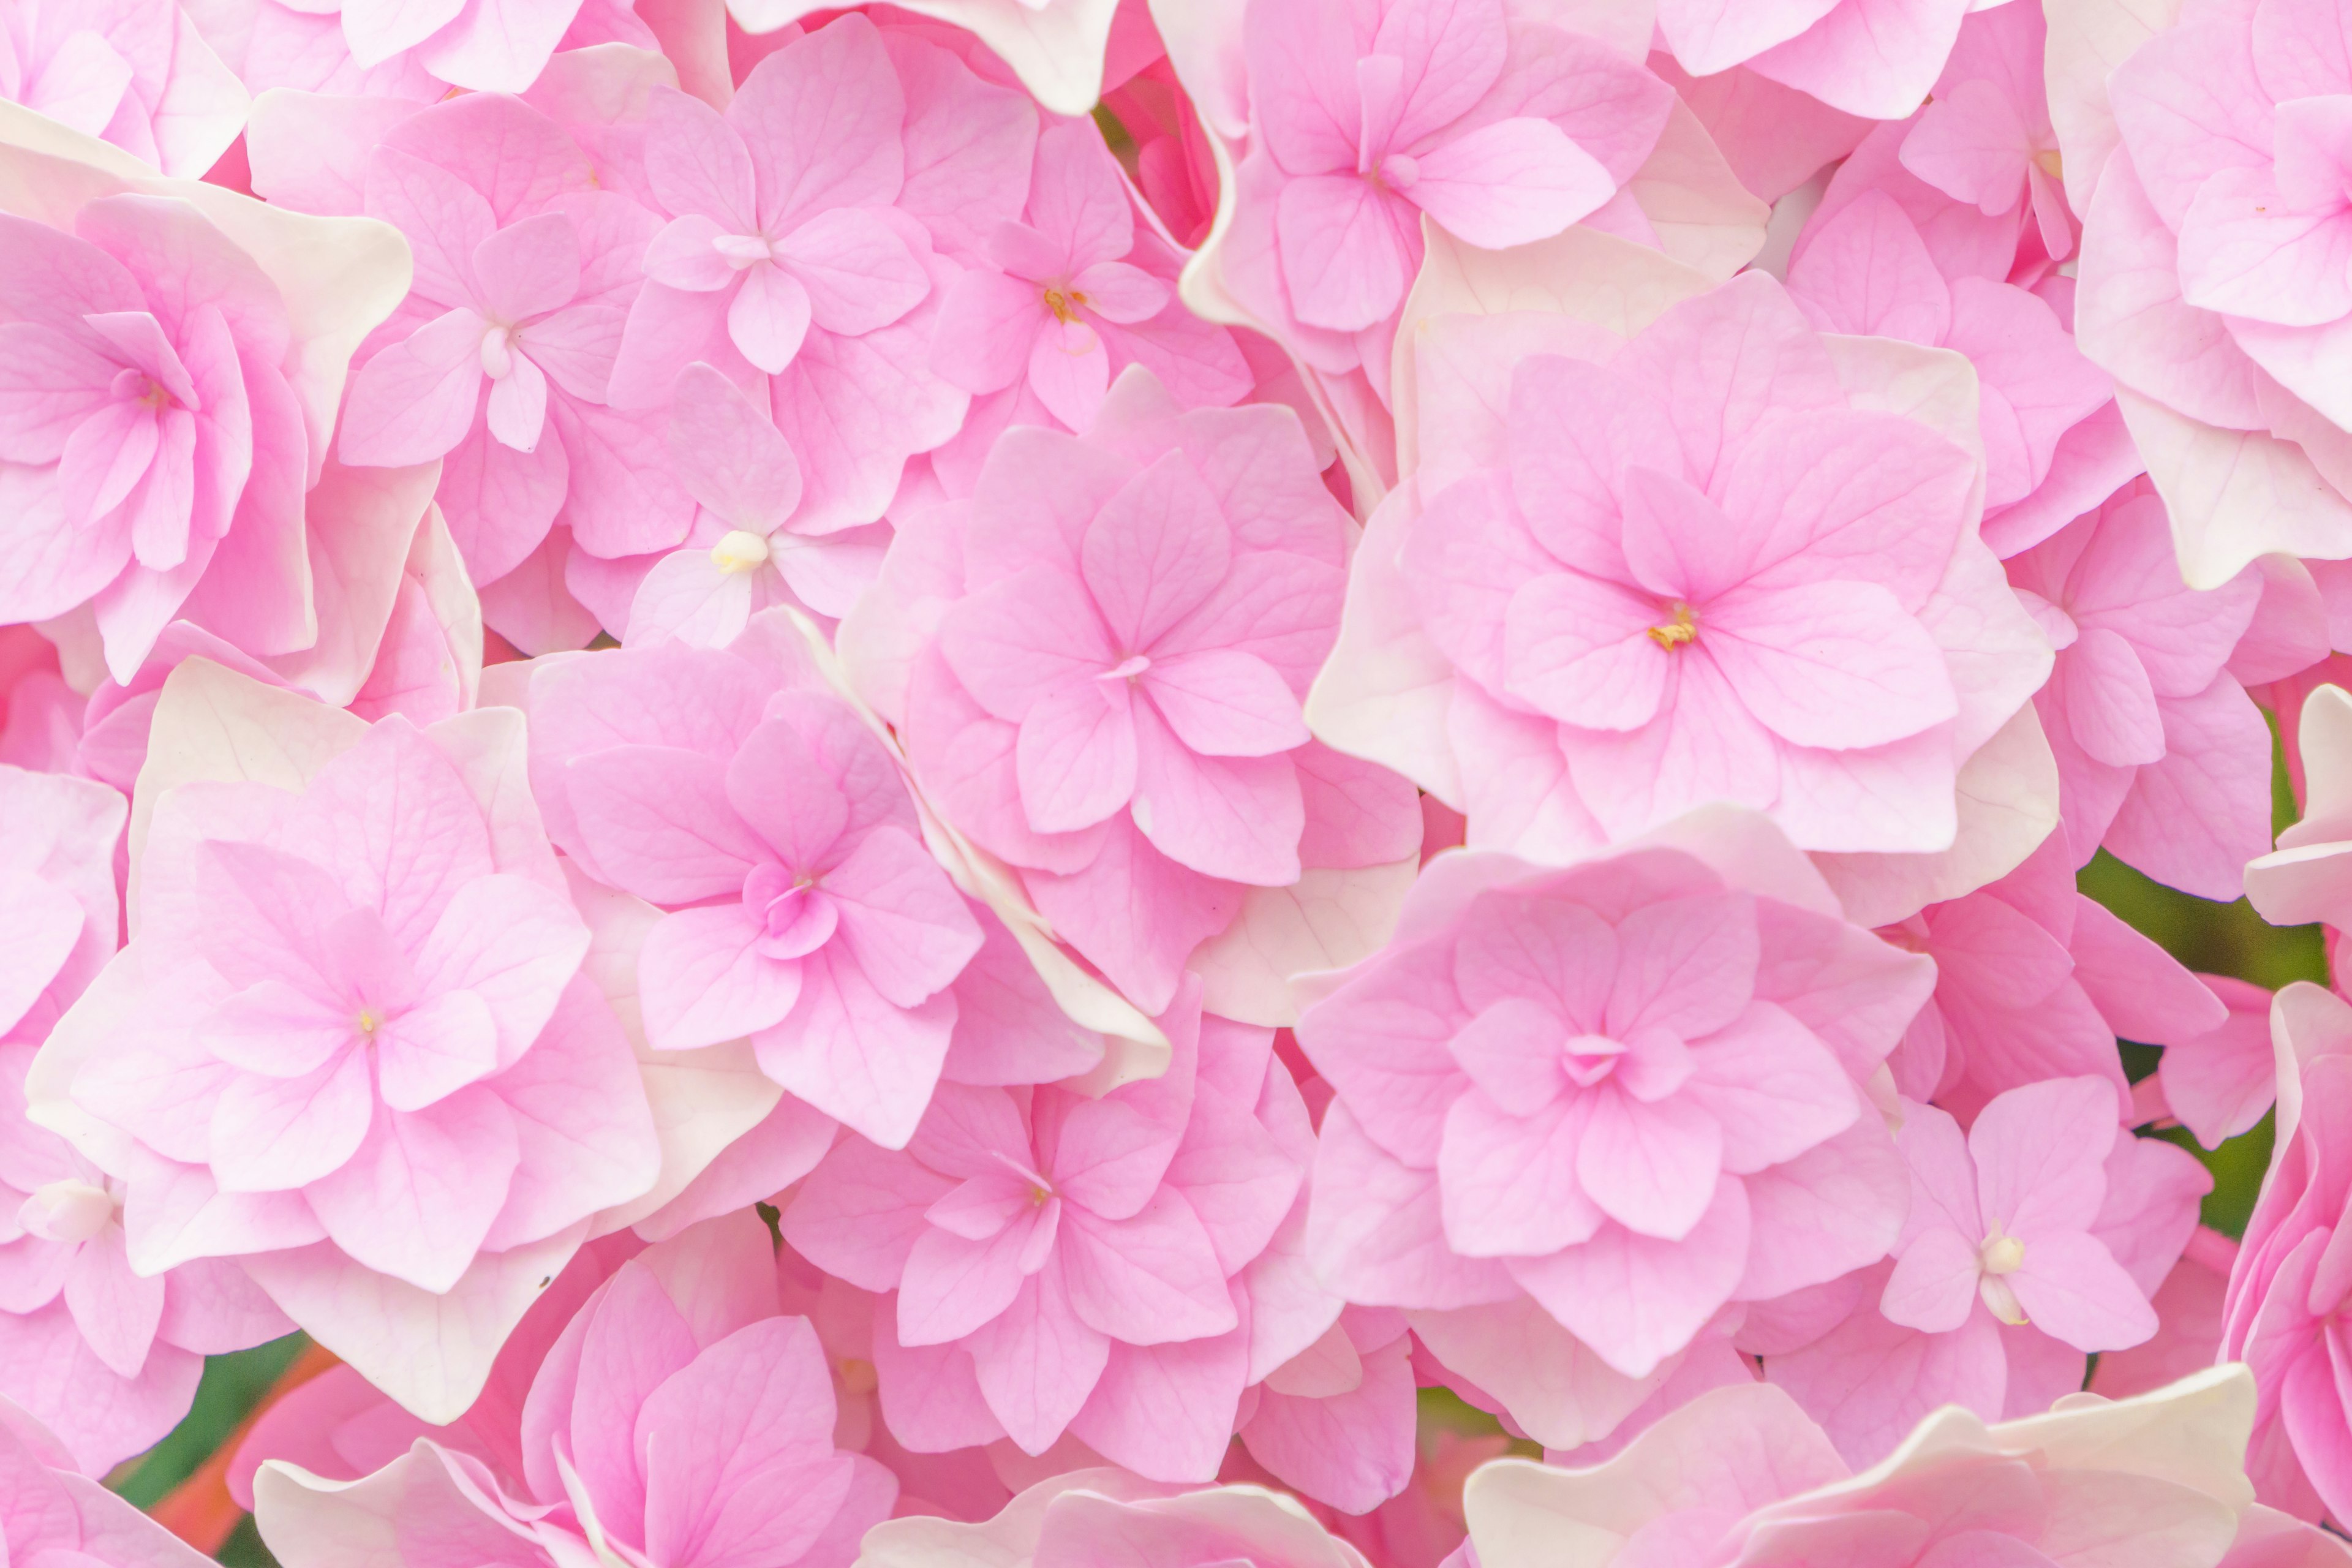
[{"x1": 6, "y1": 1, "x2": 2352, "y2": 1564}]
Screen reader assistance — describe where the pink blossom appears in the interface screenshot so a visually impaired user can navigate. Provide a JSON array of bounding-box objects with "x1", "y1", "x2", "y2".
[
  {"x1": 1460, "y1": 1367, "x2": 2266, "y2": 1568},
  {"x1": 1655, "y1": 0, "x2": 1972, "y2": 120},
  {"x1": 0, "y1": 1392, "x2": 225, "y2": 1564},
  {"x1": 2220, "y1": 981, "x2": 2352, "y2": 1524},
  {"x1": 609, "y1": 14, "x2": 1036, "y2": 533},
  {"x1": 251, "y1": 1212, "x2": 896, "y2": 1568},
  {"x1": 2008, "y1": 481, "x2": 2273, "y2": 900},
  {"x1": 1785, "y1": 191, "x2": 2112, "y2": 517},
  {"x1": 856, "y1": 1468, "x2": 1380, "y2": 1568},
  {"x1": 0, "y1": 0, "x2": 247, "y2": 177},
  {"x1": 1898, "y1": 4, "x2": 2075, "y2": 268},
  {"x1": 1224, "y1": 0, "x2": 1672, "y2": 338},
  {"x1": 1759, "y1": 1089, "x2": 2209, "y2": 1466},
  {"x1": 0, "y1": 113, "x2": 411, "y2": 681},
  {"x1": 333, "y1": 92, "x2": 690, "y2": 641},
  {"x1": 2067, "y1": 0, "x2": 2352, "y2": 586},
  {"x1": 725, "y1": 0, "x2": 1123, "y2": 118},
  {"x1": 1341, "y1": 271, "x2": 2046, "y2": 858},
  {"x1": 1292, "y1": 821, "x2": 1931, "y2": 1447},
  {"x1": 1880, "y1": 824, "x2": 2226, "y2": 1121},
  {"x1": 2094, "y1": 1226, "x2": 2239, "y2": 1401},
  {"x1": 783, "y1": 999, "x2": 1317, "y2": 1481},
  {"x1": 622, "y1": 363, "x2": 886, "y2": 645},
  {"x1": 846, "y1": 368, "x2": 1396, "y2": 1014},
  {"x1": 928, "y1": 118, "x2": 1249, "y2": 481},
  {"x1": 527, "y1": 632, "x2": 982, "y2": 1149},
  {"x1": 31, "y1": 682, "x2": 660, "y2": 1420},
  {"x1": 0, "y1": 1042, "x2": 291, "y2": 1473}
]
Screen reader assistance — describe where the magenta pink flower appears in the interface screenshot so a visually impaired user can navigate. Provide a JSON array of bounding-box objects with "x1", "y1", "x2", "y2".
[
  {"x1": 2008, "y1": 481, "x2": 2273, "y2": 900},
  {"x1": 0, "y1": 0, "x2": 247, "y2": 177},
  {"x1": 621, "y1": 364, "x2": 886, "y2": 646},
  {"x1": 0, "y1": 119, "x2": 409, "y2": 682},
  {"x1": 528, "y1": 636, "x2": 982, "y2": 1150},
  {"x1": 34, "y1": 699, "x2": 659, "y2": 1419},
  {"x1": 1293, "y1": 827, "x2": 1932, "y2": 1445},
  {"x1": 1370, "y1": 272, "x2": 2045, "y2": 856},
  {"x1": 2068, "y1": 0, "x2": 2352, "y2": 584},
  {"x1": 252, "y1": 1213, "x2": 895, "y2": 1568},
  {"x1": 848, "y1": 369, "x2": 1366, "y2": 1013},
  {"x1": 1760, "y1": 1088, "x2": 2209, "y2": 1466},
  {"x1": 929, "y1": 118, "x2": 1248, "y2": 474},
  {"x1": 609, "y1": 13, "x2": 1035, "y2": 532},
  {"x1": 1225, "y1": 0, "x2": 1670, "y2": 339},
  {"x1": 335, "y1": 92, "x2": 688, "y2": 628},
  {"x1": 1880, "y1": 826, "x2": 2226, "y2": 1121},
  {"x1": 0, "y1": 1044, "x2": 290, "y2": 1473},
  {"x1": 1786, "y1": 191, "x2": 2111, "y2": 516},
  {"x1": 783, "y1": 1003, "x2": 1316, "y2": 1481}
]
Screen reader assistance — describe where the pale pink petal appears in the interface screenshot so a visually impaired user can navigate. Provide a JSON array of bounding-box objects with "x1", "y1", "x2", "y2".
[
  {"x1": 639, "y1": 903, "x2": 802, "y2": 1052},
  {"x1": 1405, "y1": 117, "x2": 1616, "y2": 249}
]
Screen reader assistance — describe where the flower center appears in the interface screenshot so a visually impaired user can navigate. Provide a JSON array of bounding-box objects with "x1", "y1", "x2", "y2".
[
  {"x1": 711, "y1": 530, "x2": 771, "y2": 574},
  {"x1": 20, "y1": 1179, "x2": 115, "y2": 1245},
  {"x1": 1646, "y1": 602, "x2": 1698, "y2": 649},
  {"x1": 1099, "y1": 654, "x2": 1152, "y2": 682},
  {"x1": 111, "y1": 367, "x2": 171, "y2": 410},
  {"x1": 1562, "y1": 1033, "x2": 1624, "y2": 1088},
  {"x1": 480, "y1": 325, "x2": 516, "y2": 380},
  {"x1": 1978, "y1": 1226, "x2": 2029, "y2": 1325},
  {"x1": 356, "y1": 1007, "x2": 382, "y2": 1037},
  {"x1": 2033, "y1": 148, "x2": 2064, "y2": 179},
  {"x1": 1042, "y1": 287, "x2": 1087, "y2": 325},
  {"x1": 1376, "y1": 152, "x2": 1419, "y2": 190},
  {"x1": 712, "y1": 232, "x2": 775, "y2": 270}
]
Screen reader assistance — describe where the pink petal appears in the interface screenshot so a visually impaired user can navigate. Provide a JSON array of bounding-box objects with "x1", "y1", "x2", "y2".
[
  {"x1": 898, "y1": 1221, "x2": 1035, "y2": 1345},
  {"x1": 1575, "y1": 1088, "x2": 1724, "y2": 1242},
  {"x1": 304, "y1": 1090, "x2": 520, "y2": 1293},
  {"x1": 0, "y1": 323, "x2": 118, "y2": 463},
  {"x1": 938, "y1": 566, "x2": 1115, "y2": 722},
  {"x1": 371, "y1": 989, "x2": 499, "y2": 1114},
  {"x1": 1436, "y1": 1090, "x2": 1605, "y2": 1258},
  {"x1": 754, "y1": 946, "x2": 956, "y2": 1150},
  {"x1": 1027, "y1": 315, "x2": 1112, "y2": 432},
  {"x1": 1015, "y1": 680, "x2": 1139, "y2": 835},
  {"x1": 1447, "y1": 997, "x2": 1570, "y2": 1110},
  {"x1": 824, "y1": 826, "x2": 982, "y2": 1009},
  {"x1": 1501, "y1": 570, "x2": 1673, "y2": 731},
  {"x1": 729, "y1": 15, "x2": 907, "y2": 229},
  {"x1": 728, "y1": 263, "x2": 813, "y2": 376},
  {"x1": 930, "y1": 270, "x2": 1045, "y2": 396},
  {"x1": 965, "y1": 1264, "x2": 1111, "y2": 1453},
  {"x1": 2007, "y1": 1231, "x2": 2158, "y2": 1352},
  {"x1": 643, "y1": 85, "x2": 756, "y2": 232},
  {"x1": 1080, "y1": 451, "x2": 1234, "y2": 654},
  {"x1": 1275, "y1": 175, "x2": 1416, "y2": 333},
  {"x1": 776, "y1": 208, "x2": 931, "y2": 337},
  {"x1": 485, "y1": 353, "x2": 548, "y2": 454},
  {"x1": 339, "y1": 307, "x2": 489, "y2": 468},
  {"x1": 2056, "y1": 627, "x2": 2165, "y2": 767},
  {"x1": 565, "y1": 745, "x2": 769, "y2": 906},
  {"x1": 639, "y1": 904, "x2": 802, "y2": 1052},
  {"x1": 207, "y1": 1052, "x2": 374, "y2": 1194},
  {"x1": 1510, "y1": 1180, "x2": 1751, "y2": 1379},
  {"x1": 1699, "y1": 579, "x2": 1957, "y2": 750},
  {"x1": 62, "y1": 1237, "x2": 165, "y2": 1381},
  {"x1": 1605, "y1": 893, "x2": 1760, "y2": 1044},
  {"x1": 2177, "y1": 168, "x2": 2352, "y2": 326},
  {"x1": 471, "y1": 211, "x2": 581, "y2": 325},
  {"x1": 1130, "y1": 703, "x2": 1303, "y2": 886},
  {"x1": 1406, "y1": 117, "x2": 1616, "y2": 249},
  {"x1": 1970, "y1": 1076, "x2": 2117, "y2": 1240},
  {"x1": 1141, "y1": 649, "x2": 1310, "y2": 758},
  {"x1": 1060, "y1": 1190, "x2": 1238, "y2": 1345},
  {"x1": 1880, "y1": 1226, "x2": 1983, "y2": 1334}
]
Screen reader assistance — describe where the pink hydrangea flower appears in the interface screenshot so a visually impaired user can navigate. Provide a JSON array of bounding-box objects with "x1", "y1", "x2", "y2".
[
  {"x1": 1758, "y1": 1087, "x2": 2209, "y2": 1466},
  {"x1": 1896, "y1": 3, "x2": 2075, "y2": 269},
  {"x1": 1460, "y1": 1367, "x2": 2280, "y2": 1568},
  {"x1": 0, "y1": 1392, "x2": 227, "y2": 1566},
  {"x1": 783, "y1": 1000, "x2": 1317, "y2": 1482},
  {"x1": 2008, "y1": 481, "x2": 2273, "y2": 900},
  {"x1": 846, "y1": 369, "x2": 1404, "y2": 1014},
  {"x1": 0, "y1": 0, "x2": 247, "y2": 177},
  {"x1": 251, "y1": 1212, "x2": 895, "y2": 1568},
  {"x1": 332, "y1": 92, "x2": 690, "y2": 644},
  {"x1": 0, "y1": 1043, "x2": 292, "y2": 1473},
  {"x1": 859, "y1": 1468, "x2": 1382, "y2": 1568},
  {"x1": 1292, "y1": 821, "x2": 1933, "y2": 1447},
  {"x1": 2068, "y1": 0, "x2": 2352, "y2": 586},
  {"x1": 1880, "y1": 825, "x2": 2226, "y2": 1121},
  {"x1": 609, "y1": 13, "x2": 1036, "y2": 533},
  {"x1": 1785, "y1": 191, "x2": 2112, "y2": 518},
  {"x1": 2220, "y1": 981, "x2": 2352, "y2": 1525},
  {"x1": 928, "y1": 118, "x2": 1249, "y2": 488},
  {"x1": 725, "y1": 0, "x2": 1123, "y2": 118},
  {"x1": 31, "y1": 689, "x2": 660, "y2": 1419},
  {"x1": 1656, "y1": 0, "x2": 1972, "y2": 119},
  {"x1": 0, "y1": 114, "x2": 410, "y2": 681},
  {"x1": 622, "y1": 364, "x2": 887, "y2": 646},
  {"x1": 1224, "y1": 0, "x2": 1672, "y2": 340},
  {"x1": 1350, "y1": 271, "x2": 2047, "y2": 858},
  {"x1": 529, "y1": 634, "x2": 982, "y2": 1149}
]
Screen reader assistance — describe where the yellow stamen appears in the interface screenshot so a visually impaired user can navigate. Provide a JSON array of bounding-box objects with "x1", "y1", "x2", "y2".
[
  {"x1": 1042, "y1": 288, "x2": 1087, "y2": 325},
  {"x1": 1646, "y1": 603, "x2": 1698, "y2": 649},
  {"x1": 2034, "y1": 148, "x2": 2064, "y2": 179}
]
